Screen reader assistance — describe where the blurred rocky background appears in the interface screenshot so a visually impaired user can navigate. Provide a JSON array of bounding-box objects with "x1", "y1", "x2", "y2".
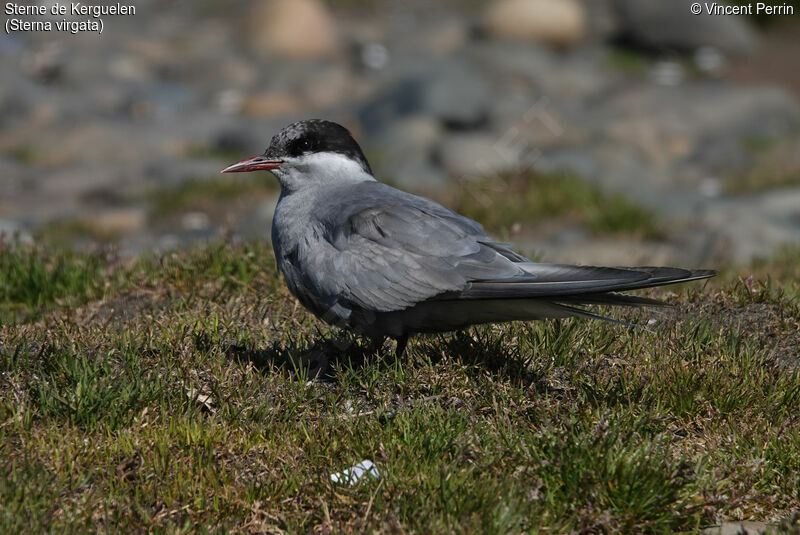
[{"x1": 2, "y1": 0, "x2": 800, "y2": 265}]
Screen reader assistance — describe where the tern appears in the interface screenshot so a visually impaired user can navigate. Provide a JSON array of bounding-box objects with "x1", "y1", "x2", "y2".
[{"x1": 222, "y1": 119, "x2": 715, "y2": 357}]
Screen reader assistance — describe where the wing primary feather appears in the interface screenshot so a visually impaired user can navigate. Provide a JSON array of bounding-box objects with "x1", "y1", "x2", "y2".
[
  {"x1": 557, "y1": 292, "x2": 667, "y2": 307},
  {"x1": 451, "y1": 267, "x2": 716, "y2": 300},
  {"x1": 551, "y1": 303, "x2": 655, "y2": 333}
]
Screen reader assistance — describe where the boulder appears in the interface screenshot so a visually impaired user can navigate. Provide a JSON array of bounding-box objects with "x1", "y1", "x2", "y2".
[
  {"x1": 423, "y1": 60, "x2": 491, "y2": 129},
  {"x1": 614, "y1": 0, "x2": 758, "y2": 56},
  {"x1": 245, "y1": 0, "x2": 342, "y2": 59},
  {"x1": 359, "y1": 58, "x2": 491, "y2": 133},
  {"x1": 369, "y1": 116, "x2": 447, "y2": 189},
  {"x1": 483, "y1": 0, "x2": 586, "y2": 48},
  {"x1": 438, "y1": 132, "x2": 524, "y2": 179}
]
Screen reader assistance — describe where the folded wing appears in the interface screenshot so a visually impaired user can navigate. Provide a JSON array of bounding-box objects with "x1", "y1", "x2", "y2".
[{"x1": 307, "y1": 182, "x2": 714, "y2": 315}]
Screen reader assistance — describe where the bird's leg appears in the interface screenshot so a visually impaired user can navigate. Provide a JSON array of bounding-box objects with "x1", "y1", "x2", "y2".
[
  {"x1": 395, "y1": 334, "x2": 409, "y2": 359},
  {"x1": 366, "y1": 336, "x2": 386, "y2": 355}
]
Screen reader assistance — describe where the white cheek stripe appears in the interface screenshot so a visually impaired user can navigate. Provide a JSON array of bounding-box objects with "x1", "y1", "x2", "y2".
[{"x1": 283, "y1": 152, "x2": 376, "y2": 188}]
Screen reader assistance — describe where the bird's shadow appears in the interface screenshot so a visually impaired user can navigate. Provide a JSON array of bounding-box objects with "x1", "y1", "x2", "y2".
[
  {"x1": 415, "y1": 329, "x2": 545, "y2": 385},
  {"x1": 222, "y1": 325, "x2": 551, "y2": 387},
  {"x1": 223, "y1": 335, "x2": 396, "y2": 382}
]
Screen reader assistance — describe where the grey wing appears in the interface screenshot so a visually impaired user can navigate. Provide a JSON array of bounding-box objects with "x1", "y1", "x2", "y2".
[
  {"x1": 312, "y1": 200, "x2": 527, "y2": 312},
  {"x1": 303, "y1": 182, "x2": 714, "y2": 315}
]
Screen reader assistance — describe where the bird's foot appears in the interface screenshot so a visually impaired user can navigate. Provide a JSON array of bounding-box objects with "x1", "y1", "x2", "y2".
[{"x1": 395, "y1": 334, "x2": 409, "y2": 359}]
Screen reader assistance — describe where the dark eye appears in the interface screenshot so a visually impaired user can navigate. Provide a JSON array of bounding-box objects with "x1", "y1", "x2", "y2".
[{"x1": 287, "y1": 136, "x2": 315, "y2": 157}]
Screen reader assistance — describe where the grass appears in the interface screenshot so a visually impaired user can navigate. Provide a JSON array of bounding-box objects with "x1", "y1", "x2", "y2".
[
  {"x1": 4, "y1": 145, "x2": 42, "y2": 165},
  {"x1": 725, "y1": 151, "x2": 800, "y2": 196},
  {"x1": 446, "y1": 171, "x2": 663, "y2": 240},
  {"x1": 1, "y1": 240, "x2": 799, "y2": 532},
  {"x1": 0, "y1": 244, "x2": 110, "y2": 323},
  {"x1": 749, "y1": 246, "x2": 800, "y2": 296},
  {"x1": 605, "y1": 48, "x2": 650, "y2": 76},
  {"x1": 33, "y1": 219, "x2": 121, "y2": 248},
  {"x1": 720, "y1": 132, "x2": 800, "y2": 194}
]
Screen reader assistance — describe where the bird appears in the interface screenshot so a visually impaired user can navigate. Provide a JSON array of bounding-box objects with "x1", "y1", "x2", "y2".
[{"x1": 222, "y1": 119, "x2": 715, "y2": 357}]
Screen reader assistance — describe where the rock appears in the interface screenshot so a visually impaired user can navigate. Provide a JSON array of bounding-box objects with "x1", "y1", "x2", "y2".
[
  {"x1": 21, "y1": 42, "x2": 65, "y2": 84},
  {"x1": 241, "y1": 92, "x2": 304, "y2": 117},
  {"x1": 136, "y1": 83, "x2": 194, "y2": 120},
  {"x1": 369, "y1": 116, "x2": 447, "y2": 190},
  {"x1": 0, "y1": 158, "x2": 27, "y2": 196},
  {"x1": 39, "y1": 166, "x2": 128, "y2": 198},
  {"x1": 181, "y1": 212, "x2": 211, "y2": 232},
  {"x1": 109, "y1": 55, "x2": 153, "y2": 83},
  {"x1": 143, "y1": 158, "x2": 229, "y2": 188},
  {"x1": 219, "y1": 59, "x2": 260, "y2": 88},
  {"x1": 388, "y1": 159, "x2": 449, "y2": 191},
  {"x1": 469, "y1": 41, "x2": 555, "y2": 85},
  {"x1": 359, "y1": 55, "x2": 492, "y2": 134},
  {"x1": 212, "y1": 129, "x2": 257, "y2": 157},
  {"x1": 605, "y1": 115, "x2": 693, "y2": 167},
  {"x1": 359, "y1": 43, "x2": 391, "y2": 71},
  {"x1": 614, "y1": 0, "x2": 758, "y2": 57},
  {"x1": 0, "y1": 219, "x2": 32, "y2": 244},
  {"x1": 236, "y1": 194, "x2": 279, "y2": 240},
  {"x1": 597, "y1": 85, "x2": 800, "y2": 173},
  {"x1": 359, "y1": 77, "x2": 426, "y2": 135},
  {"x1": 578, "y1": 0, "x2": 618, "y2": 40},
  {"x1": 245, "y1": 0, "x2": 342, "y2": 59},
  {"x1": 94, "y1": 208, "x2": 148, "y2": 234},
  {"x1": 437, "y1": 132, "x2": 523, "y2": 179},
  {"x1": 399, "y1": 18, "x2": 471, "y2": 56},
  {"x1": 217, "y1": 89, "x2": 245, "y2": 115},
  {"x1": 649, "y1": 60, "x2": 686, "y2": 87},
  {"x1": 33, "y1": 124, "x2": 158, "y2": 169},
  {"x1": 470, "y1": 41, "x2": 609, "y2": 100},
  {"x1": 758, "y1": 186, "x2": 800, "y2": 223},
  {"x1": 694, "y1": 46, "x2": 726, "y2": 76},
  {"x1": 701, "y1": 192, "x2": 800, "y2": 264},
  {"x1": 483, "y1": 0, "x2": 586, "y2": 48},
  {"x1": 700, "y1": 521, "x2": 770, "y2": 535},
  {"x1": 737, "y1": 137, "x2": 800, "y2": 193},
  {"x1": 533, "y1": 148, "x2": 597, "y2": 178},
  {"x1": 302, "y1": 66, "x2": 353, "y2": 109},
  {"x1": 486, "y1": 89, "x2": 582, "y2": 153},
  {"x1": 372, "y1": 115, "x2": 442, "y2": 157},
  {"x1": 422, "y1": 59, "x2": 491, "y2": 129},
  {"x1": 422, "y1": 19, "x2": 470, "y2": 54},
  {"x1": 125, "y1": 39, "x2": 177, "y2": 68},
  {"x1": 541, "y1": 63, "x2": 610, "y2": 100}
]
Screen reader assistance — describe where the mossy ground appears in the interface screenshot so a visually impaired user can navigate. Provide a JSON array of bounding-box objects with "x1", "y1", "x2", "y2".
[{"x1": 1, "y1": 241, "x2": 799, "y2": 533}]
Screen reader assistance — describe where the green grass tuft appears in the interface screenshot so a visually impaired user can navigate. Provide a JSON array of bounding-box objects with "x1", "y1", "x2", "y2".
[
  {"x1": 0, "y1": 244, "x2": 108, "y2": 322},
  {"x1": 448, "y1": 171, "x2": 663, "y2": 240}
]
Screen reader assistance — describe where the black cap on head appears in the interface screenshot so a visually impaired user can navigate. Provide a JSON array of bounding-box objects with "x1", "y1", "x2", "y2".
[{"x1": 266, "y1": 119, "x2": 372, "y2": 174}]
